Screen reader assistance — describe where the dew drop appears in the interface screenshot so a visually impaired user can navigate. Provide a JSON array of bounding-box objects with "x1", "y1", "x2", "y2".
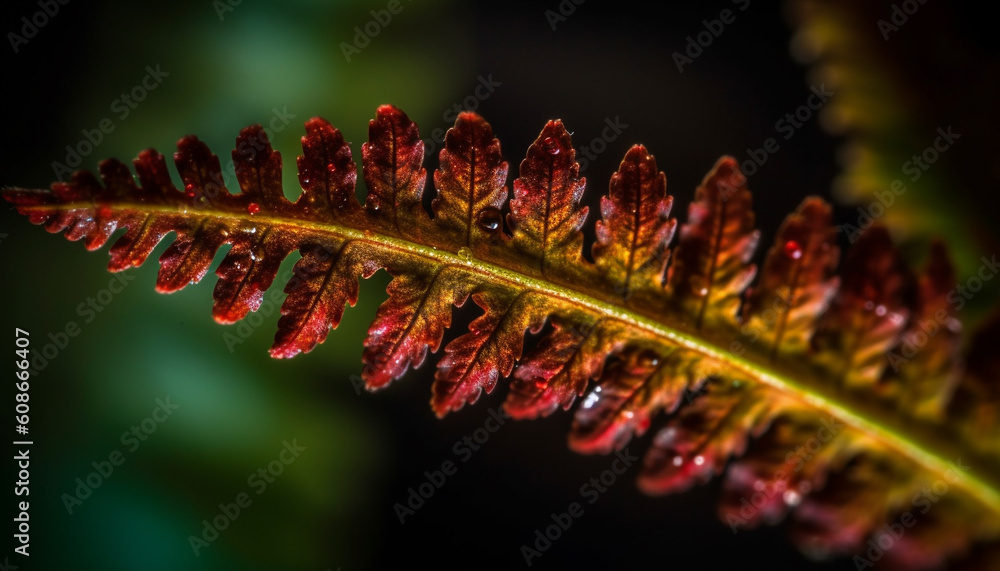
[
  {"x1": 247, "y1": 202, "x2": 261, "y2": 215},
  {"x1": 457, "y1": 247, "x2": 473, "y2": 261},
  {"x1": 946, "y1": 318, "x2": 961, "y2": 333},
  {"x1": 784, "y1": 239, "x2": 803, "y2": 260},
  {"x1": 638, "y1": 350, "x2": 660, "y2": 367},
  {"x1": 624, "y1": 410, "x2": 634, "y2": 419},
  {"x1": 542, "y1": 136, "x2": 560, "y2": 155},
  {"x1": 301, "y1": 176, "x2": 312, "y2": 186},
  {"x1": 533, "y1": 378, "x2": 547, "y2": 391},
  {"x1": 368, "y1": 197, "x2": 382, "y2": 212},
  {"x1": 690, "y1": 275, "x2": 709, "y2": 297},
  {"x1": 783, "y1": 490, "x2": 802, "y2": 507},
  {"x1": 327, "y1": 163, "x2": 337, "y2": 173},
  {"x1": 655, "y1": 427, "x2": 677, "y2": 447},
  {"x1": 184, "y1": 183, "x2": 196, "y2": 197},
  {"x1": 875, "y1": 304, "x2": 887, "y2": 317},
  {"x1": 582, "y1": 392, "x2": 600, "y2": 409},
  {"x1": 693, "y1": 455, "x2": 705, "y2": 466},
  {"x1": 476, "y1": 207, "x2": 503, "y2": 232},
  {"x1": 594, "y1": 385, "x2": 602, "y2": 393},
  {"x1": 672, "y1": 455, "x2": 684, "y2": 467}
]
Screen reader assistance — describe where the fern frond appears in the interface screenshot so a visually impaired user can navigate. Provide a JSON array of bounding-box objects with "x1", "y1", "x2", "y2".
[{"x1": 5, "y1": 105, "x2": 999, "y2": 569}]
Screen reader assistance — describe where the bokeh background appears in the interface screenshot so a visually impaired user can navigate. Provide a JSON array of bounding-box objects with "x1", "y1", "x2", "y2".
[{"x1": 2, "y1": 1, "x2": 997, "y2": 569}]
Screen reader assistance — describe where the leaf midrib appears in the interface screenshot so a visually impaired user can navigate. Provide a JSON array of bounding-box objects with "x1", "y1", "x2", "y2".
[{"x1": 34, "y1": 201, "x2": 1000, "y2": 518}]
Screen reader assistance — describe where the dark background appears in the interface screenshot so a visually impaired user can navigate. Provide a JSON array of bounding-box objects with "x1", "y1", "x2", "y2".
[{"x1": 2, "y1": 1, "x2": 997, "y2": 570}]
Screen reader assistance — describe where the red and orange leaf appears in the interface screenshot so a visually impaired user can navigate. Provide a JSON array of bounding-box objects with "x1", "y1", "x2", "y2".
[
  {"x1": 297, "y1": 117, "x2": 360, "y2": 215},
  {"x1": 508, "y1": 120, "x2": 588, "y2": 278},
  {"x1": 270, "y1": 243, "x2": 368, "y2": 359},
  {"x1": 362, "y1": 265, "x2": 475, "y2": 390},
  {"x1": 505, "y1": 317, "x2": 619, "y2": 420},
  {"x1": 5, "y1": 107, "x2": 1000, "y2": 571},
  {"x1": 431, "y1": 111, "x2": 508, "y2": 252},
  {"x1": 592, "y1": 144, "x2": 675, "y2": 304},
  {"x1": 212, "y1": 126, "x2": 301, "y2": 324},
  {"x1": 667, "y1": 156, "x2": 759, "y2": 330},
  {"x1": 569, "y1": 347, "x2": 688, "y2": 454},
  {"x1": 812, "y1": 225, "x2": 910, "y2": 389},
  {"x1": 881, "y1": 240, "x2": 962, "y2": 419},
  {"x1": 742, "y1": 197, "x2": 839, "y2": 360},
  {"x1": 719, "y1": 414, "x2": 857, "y2": 531},
  {"x1": 432, "y1": 289, "x2": 546, "y2": 417},
  {"x1": 361, "y1": 105, "x2": 427, "y2": 232},
  {"x1": 639, "y1": 378, "x2": 785, "y2": 495}
]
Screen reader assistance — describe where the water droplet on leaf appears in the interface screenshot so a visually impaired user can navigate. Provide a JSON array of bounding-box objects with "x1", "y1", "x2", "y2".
[
  {"x1": 476, "y1": 207, "x2": 503, "y2": 232},
  {"x1": 247, "y1": 202, "x2": 261, "y2": 215},
  {"x1": 690, "y1": 275, "x2": 709, "y2": 297},
  {"x1": 783, "y1": 490, "x2": 801, "y2": 506},
  {"x1": 542, "y1": 136, "x2": 560, "y2": 155},
  {"x1": 784, "y1": 240, "x2": 803, "y2": 260}
]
